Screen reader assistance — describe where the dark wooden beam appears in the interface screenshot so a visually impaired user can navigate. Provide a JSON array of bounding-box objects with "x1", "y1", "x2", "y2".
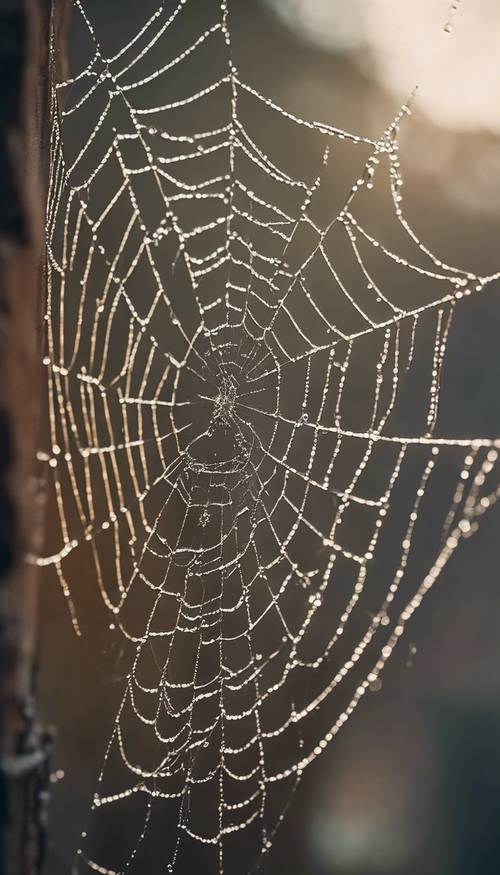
[{"x1": 0, "y1": 2, "x2": 68, "y2": 872}]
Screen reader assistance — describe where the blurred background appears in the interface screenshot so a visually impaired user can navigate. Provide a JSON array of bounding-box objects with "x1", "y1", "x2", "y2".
[{"x1": 39, "y1": 1, "x2": 500, "y2": 873}]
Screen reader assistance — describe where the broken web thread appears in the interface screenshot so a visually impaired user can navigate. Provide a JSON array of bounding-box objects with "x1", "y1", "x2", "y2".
[
  {"x1": 41, "y1": 1, "x2": 500, "y2": 872},
  {"x1": 445, "y1": 0, "x2": 463, "y2": 33}
]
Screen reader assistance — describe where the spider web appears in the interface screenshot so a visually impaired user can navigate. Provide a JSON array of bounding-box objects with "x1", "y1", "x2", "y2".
[{"x1": 40, "y1": 1, "x2": 500, "y2": 872}]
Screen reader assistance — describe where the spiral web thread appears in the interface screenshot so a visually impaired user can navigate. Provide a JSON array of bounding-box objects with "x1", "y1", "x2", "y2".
[{"x1": 41, "y1": 1, "x2": 500, "y2": 872}]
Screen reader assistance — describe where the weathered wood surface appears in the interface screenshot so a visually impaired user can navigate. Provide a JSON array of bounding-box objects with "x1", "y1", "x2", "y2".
[{"x1": 0, "y1": 2, "x2": 67, "y2": 872}]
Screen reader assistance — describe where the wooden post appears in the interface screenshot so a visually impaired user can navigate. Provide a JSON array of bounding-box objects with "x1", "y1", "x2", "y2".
[{"x1": 0, "y1": 2, "x2": 68, "y2": 872}]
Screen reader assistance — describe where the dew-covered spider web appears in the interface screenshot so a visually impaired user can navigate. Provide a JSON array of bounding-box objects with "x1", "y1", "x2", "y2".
[{"x1": 40, "y1": 1, "x2": 500, "y2": 872}]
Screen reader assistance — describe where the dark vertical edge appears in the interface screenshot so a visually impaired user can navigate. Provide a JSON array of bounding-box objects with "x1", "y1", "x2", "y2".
[{"x1": 0, "y1": 1, "x2": 68, "y2": 873}]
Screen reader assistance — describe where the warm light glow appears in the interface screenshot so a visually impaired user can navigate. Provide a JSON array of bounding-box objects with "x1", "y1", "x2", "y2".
[{"x1": 265, "y1": 0, "x2": 500, "y2": 134}]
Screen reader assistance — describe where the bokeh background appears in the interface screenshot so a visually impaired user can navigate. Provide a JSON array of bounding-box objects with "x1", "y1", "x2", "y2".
[{"x1": 39, "y1": 1, "x2": 500, "y2": 873}]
